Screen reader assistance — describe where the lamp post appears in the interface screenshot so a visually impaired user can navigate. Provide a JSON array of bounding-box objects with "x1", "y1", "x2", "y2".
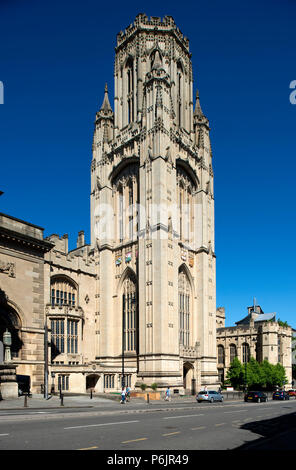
[
  {"x1": 3, "y1": 329, "x2": 12, "y2": 363},
  {"x1": 51, "y1": 372, "x2": 55, "y2": 394},
  {"x1": 122, "y1": 294, "x2": 125, "y2": 389},
  {"x1": 44, "y1": 323, "x2": 49, "y2": 399}
]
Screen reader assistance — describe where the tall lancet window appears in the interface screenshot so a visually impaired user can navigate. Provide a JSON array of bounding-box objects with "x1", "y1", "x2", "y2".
[
  {"x1": 177, "y1": 61, "x2": 183, "y2": 128},
  {"x1": 178, "y1": 269, "x2": 191, "y2": 347},
  {"x1": 122, "y1": 276, "x2": 137, "y2": 352},
  {"x1": 118, "y1": 185, "x2": 124, "y2": 242},
  {"x1": 177, "y1": 167, "x2": 195, "y2": 244},
  {"x1": 128, "y1": 180, "x2": 133, "y2": 240},
  {"x1": 126, "y1": 58, "x2": 134, "y2": 124}
]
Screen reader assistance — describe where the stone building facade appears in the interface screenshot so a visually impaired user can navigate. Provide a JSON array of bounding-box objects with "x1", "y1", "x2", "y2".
[
  {"x1": 90, "y1": 14, "x2": 218, "y2": 393},
  {"x1": 216, "y1": 303, "x2": 292, "y2": 387},
  {"x1": 0, "y1": 213, "x2": 53, "y2": 393},
  {"x1": 0, "y1": 15, "x2": 220, "y2": 395}
]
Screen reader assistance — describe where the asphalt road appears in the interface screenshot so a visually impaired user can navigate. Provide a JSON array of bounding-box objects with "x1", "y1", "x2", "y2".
[{"x1": 0, "y1": 399, "x2": 295, "y2": 451}]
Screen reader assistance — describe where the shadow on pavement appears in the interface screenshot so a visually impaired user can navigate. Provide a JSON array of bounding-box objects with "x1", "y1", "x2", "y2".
[{"x1": 235, "y1": 408, "x2": 296, "y2": 450}]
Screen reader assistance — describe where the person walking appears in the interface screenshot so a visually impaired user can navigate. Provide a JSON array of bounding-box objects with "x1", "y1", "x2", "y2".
[
  {"x1": 126, "y1": 386, "x2": 131, "y2": 402},
  {"x1": 165, "y1": 386, "x2": 171, "y2": 402},
  {"x1": 120, "y1": 387, "x2": 126, "y2": 404}
]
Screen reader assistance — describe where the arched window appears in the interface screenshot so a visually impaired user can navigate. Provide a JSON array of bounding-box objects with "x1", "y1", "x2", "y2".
[
  {"x1": 178, "y1": 269, "x2": 191, "y2": 347},
  {"x1": 126, "y1": 58, "x2": 134, "y2": 124},
  {"x1": 50, "y1": 277, "x2": 79, "y2": 360},
  {"x1": 118, "y1": 184, "x2": 124, "y2": 242},
  {"x1": 218, "y1": 345, "x2": 225, "y2": 365},
  {"x1": 51, "y1": 277, "x2": 77, "y2": 307},
  {"x1": 112, "y1": 162, "x2": 139, "y2": 244},
  {"x1": 177, "y1": 61, "x2": 183, "y2": 128},
  {"x1": 229, "y1": 344, "x2": 237, "y2": 364},
  {"x1": 177, "y1": 166, "x2": 195, "y2": 243},
  {"x1": 242, "y1": 343, "x2": 250, "y2": 363},
  {"x1": 122, "y1": 276, "x2": 137, "y2": 352}
]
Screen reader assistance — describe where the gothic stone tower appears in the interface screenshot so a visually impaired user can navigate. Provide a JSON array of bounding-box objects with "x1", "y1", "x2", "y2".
[{"x1": 90, "y1": 14, "x2": 218, "y2": 392}]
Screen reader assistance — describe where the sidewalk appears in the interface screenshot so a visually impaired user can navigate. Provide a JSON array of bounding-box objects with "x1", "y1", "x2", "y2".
[{"x1": 0, "y1": 393, "x2": 196, "y2": 410}]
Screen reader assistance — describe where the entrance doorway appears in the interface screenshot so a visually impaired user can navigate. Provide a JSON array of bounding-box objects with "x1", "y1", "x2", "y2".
[
  {"x1": 86, "y1": 374, "x2": 100, "y2": 392},
  {"x1": 0, "y1": 290, "x2": 22, "y2": 362},
  {"x1": 183, "y1": 362, "x2": 194, "y2": 393}
]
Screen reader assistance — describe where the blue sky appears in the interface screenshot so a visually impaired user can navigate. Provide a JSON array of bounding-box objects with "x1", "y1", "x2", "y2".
[{"x1": 0, "y1": 0, "x2": 295, "y2": 328}]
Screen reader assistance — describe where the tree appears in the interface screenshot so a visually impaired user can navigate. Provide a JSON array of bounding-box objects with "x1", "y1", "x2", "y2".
[
  {"x1": 226, "y1": 357, "x2": 244, "y2": 389},
  {"x1": 260, "y1": 360, "x2": 274, "y2": 389},
  {"x1": 247, "y1": 357, "x2": 262, "y2": 389},
  {"x1": 226, "y1": 357, "x2": 287, "y2": 390},
  {"x1": 272, "y1": 363, "x2": 287, "y2": 388}
]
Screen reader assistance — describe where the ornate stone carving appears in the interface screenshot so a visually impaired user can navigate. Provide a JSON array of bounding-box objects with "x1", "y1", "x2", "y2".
[{"x1": 0, "y1": 261, "x2": 15, "y2": 278}]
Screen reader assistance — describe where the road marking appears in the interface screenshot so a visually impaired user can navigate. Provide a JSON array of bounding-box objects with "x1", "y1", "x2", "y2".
[
  {"x1": 122, "y1": 438, "x2": 148, "y2": 444},
  {"x1": 0, "y1": 434, "x2": 9, "y2": 437},
  {"x1": 163, "y1": 414, "x2": 204, "y2": 420},
  {"x1": 224, "y1": 410, "x2": 248, "y2": 414},
  {"x1": 78, "y1": 446, "x2": 98, "y2": 450},
  {"x1": 162, "y1": 432, "x2": 181, "y2": 436},
  {"x1": 215, "y1": 423, "x2": 225, "y2": 427},
  {"x1": 64, "y1": 420, "x2": 139, "y2": 430},
  {"x1": 191, "y1": 426, "x2": 206, "y2": 431}
]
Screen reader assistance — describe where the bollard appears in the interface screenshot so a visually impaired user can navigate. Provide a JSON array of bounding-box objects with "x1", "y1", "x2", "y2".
[
  {"x1": 90, "y1": 390, "x2": 93, "y2": 399},
  {"x1": 24, "y1": 393, "x2": 28, "y2": 408},
  {"x1": 60, "y1": 394, "x2": 64, "y2": 406},
  {"x1": 147, "y1": 393, "x2": 149, "y2": 404}
]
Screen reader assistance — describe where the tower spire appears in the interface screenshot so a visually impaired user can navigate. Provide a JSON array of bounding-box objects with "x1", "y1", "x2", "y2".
[
  {"x1": 100, "y1": 83, "x2": 113, "y2": 114},
  {"x1": 194, "y1": 89, "x2": 204, "y2": 118}
]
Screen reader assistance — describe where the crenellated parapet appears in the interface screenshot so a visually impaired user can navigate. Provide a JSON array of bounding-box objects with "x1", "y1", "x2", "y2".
[{"x1": 116, "y1": 14, "x2": 190, "y2": 53}]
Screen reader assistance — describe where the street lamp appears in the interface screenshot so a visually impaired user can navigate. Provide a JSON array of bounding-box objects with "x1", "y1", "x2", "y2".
[
  {"x1": 3, "y1": 329, "x2": 12, "y2": 363},
  {"x1": 51, "y1": 372, "x2": 55, "y2": 394},
  {"x1": 122, "y1": 294, "x2": 125, "y2": 389}
]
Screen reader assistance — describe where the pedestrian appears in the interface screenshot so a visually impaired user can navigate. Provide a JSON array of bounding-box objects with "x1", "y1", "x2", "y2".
[
  {"x1": 126, "y1": 386, "x2": 131, "y2": 402},
  {"x1": 165, "y1": 386, "x2": 171, "y2": 401},
  {"x1": 120, "y1": 387, "x2": 126, "y2": 404}
]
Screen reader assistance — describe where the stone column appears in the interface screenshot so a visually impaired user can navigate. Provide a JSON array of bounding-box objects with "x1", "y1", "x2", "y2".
[{"x1": 0, "y1": 364, "x2": 18, "y2": 399}]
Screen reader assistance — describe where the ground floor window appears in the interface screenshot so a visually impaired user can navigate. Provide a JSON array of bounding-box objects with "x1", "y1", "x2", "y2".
[
  {"x1": 119, "y1": 374, "x2": 131, "y2": 388},
  {"x1": 50, "y1": 318, "x2": 79, "y2": 358},
  {"x1": 58, "y1": 374, "x2": 69, "y2": 391},
  {"x1": 104, "y1": 374, "x2": 115, "y2": 389}
]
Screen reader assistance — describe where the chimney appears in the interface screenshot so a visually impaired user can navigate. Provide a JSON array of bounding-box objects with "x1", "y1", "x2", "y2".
[{"x1": 77, "y1": 230, "x2": 85, "y2": 248}]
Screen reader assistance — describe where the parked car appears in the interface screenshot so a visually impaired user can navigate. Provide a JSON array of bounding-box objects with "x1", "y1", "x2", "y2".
[
  {"x1": 287, "y1": 389, "x2": 296, "y2": 397},
  {"x1": 196, "y1": 390, "x2": 224, "y2": 403},
  {"x1": 272, "y1": 391, "x2": 289, "y2": 400},
  {"x1": 244, "y1": 391, "x2": 268, "y2": 403}
]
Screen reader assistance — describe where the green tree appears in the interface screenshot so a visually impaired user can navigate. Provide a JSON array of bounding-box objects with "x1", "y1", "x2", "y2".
[
  {"x1": 260, "y1": 360, "x2": 274, "y2": 389},
  {"x1": 272, "y1": 363, "x2": 287, "y2": 388},
  {"x1": 226, "y1": 357, "x2": 244, "y2": 389},
  {"x1": 246, "y1": 357, "x2": 262, "y2": 389}
]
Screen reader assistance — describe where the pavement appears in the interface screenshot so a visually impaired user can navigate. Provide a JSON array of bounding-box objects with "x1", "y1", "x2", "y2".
[{"x1": 0, "y1": 393, "x2": 197, "y2": 411}]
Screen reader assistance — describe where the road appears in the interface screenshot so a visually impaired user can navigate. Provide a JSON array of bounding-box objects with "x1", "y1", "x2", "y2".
[{"x1": 0, "y1": 399, "x2": 295, "y2": 451}]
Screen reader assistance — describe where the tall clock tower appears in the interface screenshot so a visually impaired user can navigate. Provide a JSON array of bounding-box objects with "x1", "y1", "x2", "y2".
[{"x1": 90, "y1": 14, "x2": 218, "y2": 391}]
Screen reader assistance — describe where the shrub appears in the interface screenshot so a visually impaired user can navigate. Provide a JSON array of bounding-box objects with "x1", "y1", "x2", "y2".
[{"x1": 151, "y1": 383, "x2": 158, "y2": 391}]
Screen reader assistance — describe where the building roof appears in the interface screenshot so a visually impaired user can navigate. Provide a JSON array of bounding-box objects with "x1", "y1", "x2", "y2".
[{"x1": 235, "y1": 311, "x2": 276, "y2": 326}]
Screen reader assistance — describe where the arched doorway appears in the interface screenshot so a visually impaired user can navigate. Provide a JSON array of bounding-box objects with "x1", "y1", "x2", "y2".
[
  {"x1": 0, "y1": 290, "x2": 22, "y2": 362},
  {"x1": 183, "y1": 361, "x2": 194, "y2": 393},
  {"x1": 86, "y1": 374, "x2": 100, "y2": 392}
]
